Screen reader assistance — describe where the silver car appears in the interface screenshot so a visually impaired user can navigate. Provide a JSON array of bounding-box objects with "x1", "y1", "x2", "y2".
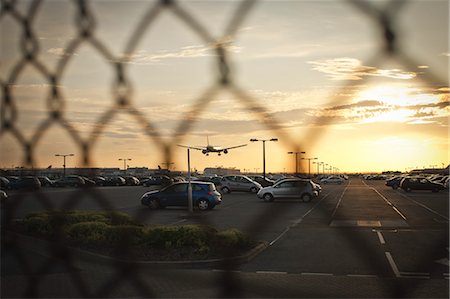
[
  {"x1": 220, "y1": 175, "x2": 262, "y2": 193},
  {"x1": 257, "y1": 178, "x2": 319, "y2": 202}
]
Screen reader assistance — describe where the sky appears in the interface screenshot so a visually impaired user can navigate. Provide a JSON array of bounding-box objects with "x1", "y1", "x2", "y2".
[{"x1": 0, "y1": 0, "x2": 449, "y2": 174}]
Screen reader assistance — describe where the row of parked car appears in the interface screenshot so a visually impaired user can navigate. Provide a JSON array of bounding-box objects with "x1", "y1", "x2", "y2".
[
  {"x1": 384, "y1": 174, "x2": 449, "y2": 192},
  {"x1": 141, "y1": 174, "x2": 325, "y2": 211},
  {"x1": 0, "y1": 175, "x2": 144, "y2": 190}
]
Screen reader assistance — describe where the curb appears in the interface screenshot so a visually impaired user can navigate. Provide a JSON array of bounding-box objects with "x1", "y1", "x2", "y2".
[{"x1": 6, "y1": 231, "x2": 269, "y2": 269}]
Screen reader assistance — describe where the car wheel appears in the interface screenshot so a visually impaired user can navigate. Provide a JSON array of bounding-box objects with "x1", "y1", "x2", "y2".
[
  {"x1": 221, "y1": 186, "x2": 230, "y2": 194},
  {"x1": 432, "y1": 188, "x2": 439, "y2": 193},
  {"x1": 262, "y1": 193, "x2": 274, "y2": 202},
  {"x1": 148, "y1": 198, "x2": 160, "y2": 209},
  {"x1": 250, "y1": 186, "x2": 258, "y2": 193},
  {"x1": 301, "y1": 193, "x2": 312, "y2": 202},
  {"x1": 405, "y1": 187, "x2": 411, "y2": 192},
  {"x1": 197, "y1": 199, "x2": 210, "y2": 211},
  {"x1": 392, "y1": 185, "x2": 398, "y2": 190}
]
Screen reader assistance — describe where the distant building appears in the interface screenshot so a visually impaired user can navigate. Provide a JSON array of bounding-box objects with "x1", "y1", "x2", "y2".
[{"x1": 204, "y1": 167, "x2": 240, "y2": 176}]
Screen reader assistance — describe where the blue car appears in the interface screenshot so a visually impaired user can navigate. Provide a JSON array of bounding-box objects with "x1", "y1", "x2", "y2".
[{"x1": 141, "y1": 181, "x2": 222, "y2": 211}]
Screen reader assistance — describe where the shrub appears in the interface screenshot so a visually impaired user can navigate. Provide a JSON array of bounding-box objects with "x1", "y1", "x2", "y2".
[
  {"x1": 215, "y1": 229, "x2": 252, "y2": 250},
  {"x1": 67, "y1": 221, "x2": 110, "y2": 245}
]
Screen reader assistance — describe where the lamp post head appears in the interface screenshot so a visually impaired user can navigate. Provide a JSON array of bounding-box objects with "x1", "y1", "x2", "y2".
[
  {"x1": 250, "y1": 139, "x2": 258, "y2": 142},
  {"x1": 270, "y1": 138, "x2": 278, "y2": 142}
]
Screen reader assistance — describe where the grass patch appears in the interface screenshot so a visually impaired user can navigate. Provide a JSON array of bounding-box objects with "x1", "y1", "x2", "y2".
[{"x1": 13, "y1": 210, "x2": 256, "y2": 261}]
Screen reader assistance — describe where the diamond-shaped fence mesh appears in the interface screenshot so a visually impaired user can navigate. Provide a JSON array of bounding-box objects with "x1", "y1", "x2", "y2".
[{"x1": 1, "y1": 0, "x2": 448, "y2": 297}]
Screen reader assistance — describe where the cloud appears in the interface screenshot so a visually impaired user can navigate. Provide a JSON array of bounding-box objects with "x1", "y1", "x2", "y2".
[
  {"x1": 47, "y1": 47, "x2": 75, "y2": 57},
  {"x1": 125, "y1": 44, "x2": 241, "y2": 65},
  {"x1": 308, "y1": 58, "x2": 417, "y2": 80},
  {"x1": 325, "y1": 100, "x2": 384, "y2": 111}
]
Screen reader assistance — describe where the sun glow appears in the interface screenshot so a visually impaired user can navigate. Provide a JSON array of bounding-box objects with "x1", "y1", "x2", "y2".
[{"x1": 356, "y1": 85, "x2": 439, "y2": 107}]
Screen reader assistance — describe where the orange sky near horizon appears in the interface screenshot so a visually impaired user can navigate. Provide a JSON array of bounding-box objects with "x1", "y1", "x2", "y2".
[{"x1": 0, "y1": 1, "x2": 448, "y2": 174}]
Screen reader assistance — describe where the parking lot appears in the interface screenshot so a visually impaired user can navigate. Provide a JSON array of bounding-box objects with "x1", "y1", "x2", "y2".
[{"x1": 3, "y1": 178, "x2": 448, "y2": 288}]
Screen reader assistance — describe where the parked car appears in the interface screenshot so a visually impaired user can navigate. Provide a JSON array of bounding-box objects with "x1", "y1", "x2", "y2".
[
  {"x1": 196, "y1": 176, "x2": 223, "y2": 187},
  {"x1": 385, "y1": 176, "x2": 403, "y2": 190},
  {"x1": 7, "y1": 176, "x2": 41, "y2": 190},
  {"x1": 220, "y1": 175, "x2": 262, "y2": 193},
  {"x1": 247, "y1": 175, "x2": 275, "y2": 187},
  {"x1": 400, "y1": 177, "x2": 445, "y2": 192},
  {"x1": 0, "y1": 190, "x2": 8, "y2": 204},
  {"x1": 141, "y1": 181, "x2": 222, "y2": 211},
  {"x1": 81, "y1": 176, "x2": 96, "y2": 187},
  {"x1": 320, "y1": 176, "x2": 345, "y2": 184},
  {"x1": 91, "y1": 176, "x2": 106, "y2": 186},
  {"x1": 54, "y1": 175, "x2": 85, "y2": 188},
  {"x1": 257, "y1": 178, "x2": 319, "y2": 202},
  {"x1": 0, "y1": 176, "x2": 10, "y2": 190},
  {"x1": 125, "y1": 176, "x2": 140, "y2": 186},
  {"x1": 38, "y1": 176, "x2": 55, "y2": 187},
  {"x1": 141, "y1": 176, "x2": 173, "y2": 187},
  {"x1": 104, "y1": 176, "x2": 126, "y2": 186}
]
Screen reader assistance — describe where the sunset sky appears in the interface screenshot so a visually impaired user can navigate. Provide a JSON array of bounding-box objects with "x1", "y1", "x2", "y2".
[{"x1": 1, "y1": 0, "x2": 448, "y2": 174}]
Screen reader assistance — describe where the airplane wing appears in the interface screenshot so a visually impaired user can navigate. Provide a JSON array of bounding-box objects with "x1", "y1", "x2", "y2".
[
  {"x1": 177, "y1": 144, "x2": 206, "y2": 151},
  {"x1": 223, "y1": 144, "x2": 247, "y2": 150}
]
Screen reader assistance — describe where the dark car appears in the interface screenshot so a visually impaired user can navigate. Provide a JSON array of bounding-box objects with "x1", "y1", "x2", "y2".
[
  {"x1": 0, "y1": 176, "x2": 10, "y2": 190},
  {"x1": 8, "y1": 176, "x2": 41, "y2": 190},
  {"x1": 125, "y1": 176, "x2": 140, "y2": 186},
  {"x1": 141, "y1": 181, "x2": 221, "y2": 211},
  {"x1": 247, "y1": 175, "x2": 275, "y2": 187},
  {"x1": 91, "y1": 176, "x2": 106, "y2": 186},
  {"x1": 104, "y1": 176, "x2": 126, "y2": 186},
  {"x1": 81, "y1": 176, "x2": 96, "y2": 187},
  {"x1": 400, "y1": 177, "x2": 445, "y2": 192},
  {"x1": 196, "y1": 176, "x2": 223, "y2": 187},
  {"x1": 141, "y1": 175, "x2": 173, "y2": 187},
  {"x1": 38, "y1": 176, "x2": 55, "y2": 187},
  {"x1": 385, "y1": 176, "x2": 403, "y2": 190},
  {"x1": 54, "y1": 175, "x2": 85, "y2": 187}
]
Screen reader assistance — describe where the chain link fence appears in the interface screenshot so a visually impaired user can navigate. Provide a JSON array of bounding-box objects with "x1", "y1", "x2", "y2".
[{"x1": 1, "y1": 0, "x2": 448, "y2": 297}]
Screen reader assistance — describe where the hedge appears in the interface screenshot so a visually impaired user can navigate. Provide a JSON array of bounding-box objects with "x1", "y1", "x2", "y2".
[{"x1": 14, "y1": 210, "x2": 254, "y2": 259}]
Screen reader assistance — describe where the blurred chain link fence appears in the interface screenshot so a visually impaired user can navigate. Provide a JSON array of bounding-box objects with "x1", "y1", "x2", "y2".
[{"x1": 1, "y1": 0, "x2": 448, "y2": 297}]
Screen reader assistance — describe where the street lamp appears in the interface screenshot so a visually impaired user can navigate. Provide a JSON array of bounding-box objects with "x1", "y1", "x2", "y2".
[
  {"x1": 55, "y1": 153, "x2": 74, "y2": 177},
  {"x1": 287, "y1": 151, "x2": 305, "y2": 175},
  {"x1": 118, "y1": 158, "x2": 132, "y2": 175},
  {"x1": 250, "y1": 138, "x2": 278, "y2": 179},
  {"x1": 313, "y1": 161, "x2": 323, "y2": 176},
  {"x1": 301, "y1": 157, "x2": 318, "y2": 178}
]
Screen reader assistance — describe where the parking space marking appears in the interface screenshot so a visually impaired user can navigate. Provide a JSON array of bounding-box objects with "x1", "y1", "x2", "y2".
[
  {"x1": 385, "y1": 252, "x2": 401, "y2": 277},
  {"x1": 269, "y1": 193, "x2": 330, "y2": 246},
  {"x1": 256, "y1": 271, "x2": 287, "y2": 275},
  {"x1": 362, "y1": 180, "x2": 407, "y2": 221},
  {"x1": 301, "y1": 272, "x2": 333, "y2": 276},
  {"x1": 395, "y1": 191, "x2": 449, "y2": 221},
  {"x1": 376, "y1": 231, "x2": 386, "y2": 245},
  {"x1": 347, "y1": 274, "x2": 378, "y2": 278},
  {"x1": 330, "y1": 184, "x2": 349, "y2": 220}
]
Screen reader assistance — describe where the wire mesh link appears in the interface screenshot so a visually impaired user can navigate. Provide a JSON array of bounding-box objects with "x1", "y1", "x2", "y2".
[{"x1": 1, "y1": 0, "x2": 448, "y2": 297}]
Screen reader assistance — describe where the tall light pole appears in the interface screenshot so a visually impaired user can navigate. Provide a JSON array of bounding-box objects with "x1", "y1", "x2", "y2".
[
  {"x1": 118, "y1": 158, "x2": 132, "y2": 175},
  {"x1": 302, "y1": 157, "x2": 318, "y2": 178},
  {"x1": 313, "y1": 161, "x2": 323, "y2": 176},
  {"x1": 287, "y1": 151, "x2": 305, "y2": 176},
  {"x1": 55, "y1": 153, "x2": 74, "y2": 177},
  {"x1": 250, "y1": 138, "x2": 278, "y2": 179}
]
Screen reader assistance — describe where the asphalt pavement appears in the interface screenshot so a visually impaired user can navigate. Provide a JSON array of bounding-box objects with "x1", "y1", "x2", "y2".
[{"x1": 1, "y1": 178, "x2": 449, "y2": 298}]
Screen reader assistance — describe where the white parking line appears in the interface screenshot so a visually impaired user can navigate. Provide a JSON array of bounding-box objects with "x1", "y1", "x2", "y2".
[
  {"x1": 301, "y1": 272, "x2": 333, "y2": 276},
  {"x1": 396, "y1": 191, "x2": 449, "y2": 221},
  {"x1": 362, "y1": 181, "x2": 407, "y2": 221},
  {"x1": 376, "y1": 231, "x2": 386, "y2": 245},
  {"x1": 385, "y1": 252, "x2": 401, "y2": 278},
  {"x1": 330, "y1": 185, "x2": 349, "y2": 219},
  {"x1": 269, "y1": 193, "x2": 330, "y2": 246},
  {"x1": 256, "y1": 271, "x2": 287, "y2": 275},
  {"x1": 347, "y1": 274, "x2": 378, "y2": 278}
]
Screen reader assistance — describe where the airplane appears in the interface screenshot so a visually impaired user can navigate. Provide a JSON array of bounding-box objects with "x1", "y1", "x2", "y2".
[{"x1": 178, "y1": 136, "x2": 247, "y2": 156}]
